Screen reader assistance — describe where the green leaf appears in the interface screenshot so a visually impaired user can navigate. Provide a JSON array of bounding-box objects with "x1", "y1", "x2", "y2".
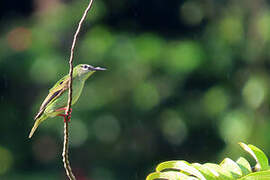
[
  {"x1": 220, "y1": 158, "x2": 242, "y2": 178},
  {"x1": 236, "y1": 157, "x2": 252, "y2": 176},
  {"x1": 156, "y1": 160, "x2": 206, "y2": 180},
  {"x1": 239, "y1": 142, "x2": 269, "y2": 171},
  {"x1": 239, "y1": 170, "x2": 270, "y2": 180},
  {"x1": 192, "y1": 163, "x2": 218, "y2": 180},
  {"x1": 204, "y1": 163, "x2": 234, "y2": 180},
  {"x1": 201, "y1": 164, "x2": 220, "y2": 178},
  {"x1": 146, "y1": 171, "x2": 195, "y2": 180},
  {"x1": 146, "y1": 143, "x2": 269, "y2": 180}
]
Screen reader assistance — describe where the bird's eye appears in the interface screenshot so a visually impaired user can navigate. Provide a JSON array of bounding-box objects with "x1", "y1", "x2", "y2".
[{"x1": 82, "y1": 65, "x2": 88, "y2": 70}]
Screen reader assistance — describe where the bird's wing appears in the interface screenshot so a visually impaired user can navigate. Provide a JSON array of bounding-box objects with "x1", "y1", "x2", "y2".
[{"x1": 34, "y1": 75, "x2": 70, "y2": 120}]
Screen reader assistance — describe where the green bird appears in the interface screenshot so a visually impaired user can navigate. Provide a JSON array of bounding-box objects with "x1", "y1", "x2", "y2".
[{"x1": 29, "y1": 64, "x2": 106, "y2": 138}]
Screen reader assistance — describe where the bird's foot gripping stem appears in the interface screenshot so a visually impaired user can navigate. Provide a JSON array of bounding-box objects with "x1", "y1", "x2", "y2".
[
  {"x1": 56, "y1": 107, "x2": 72, "y2": 123},
  {"x1": 58, "y1": 114, "x2": 71, "y2": 123}
]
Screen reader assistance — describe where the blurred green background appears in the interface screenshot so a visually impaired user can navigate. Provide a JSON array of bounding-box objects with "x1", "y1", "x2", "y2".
[{"x1": 1, "y1": 0, "x2": 270, "y2": 179}]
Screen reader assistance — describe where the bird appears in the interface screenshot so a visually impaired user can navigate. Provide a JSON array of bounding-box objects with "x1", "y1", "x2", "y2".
[{"x1": 28, "y1": 64, "x2": 106, "y2": 138}]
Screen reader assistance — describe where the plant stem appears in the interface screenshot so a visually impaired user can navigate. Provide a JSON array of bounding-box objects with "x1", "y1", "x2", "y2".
[{"x1": 63, "y1": 0, "x2": 95, "y2": 179}]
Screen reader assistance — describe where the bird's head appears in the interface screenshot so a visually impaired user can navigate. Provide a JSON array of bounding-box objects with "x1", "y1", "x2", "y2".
[{"x1": 74, "y1": 64, "x2": 106, "y2": 80}]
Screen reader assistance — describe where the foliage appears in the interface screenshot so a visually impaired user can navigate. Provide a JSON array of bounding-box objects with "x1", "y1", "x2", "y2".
[{"x1": 147, "y1": 143, "x2": 270, "y2": 180}]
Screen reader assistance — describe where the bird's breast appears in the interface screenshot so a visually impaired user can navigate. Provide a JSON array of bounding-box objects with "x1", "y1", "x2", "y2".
[{"x1": 71, "y1": 80, "x2": 84, "y2": 105}]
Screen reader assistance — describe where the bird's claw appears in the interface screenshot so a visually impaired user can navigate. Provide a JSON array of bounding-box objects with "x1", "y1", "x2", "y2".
[
  {"x1": 55, "y1": 107, "x2": 72, "y2": 123},
  {"x1": 57, "y1": 113, "x2": 71, "y2": 123},
  {"x1": 64, "y1": 114, "x2": 71, "y2": 123}
]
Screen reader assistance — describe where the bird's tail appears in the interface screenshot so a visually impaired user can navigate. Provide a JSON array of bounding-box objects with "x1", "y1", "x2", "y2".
[{"x1": 28, "y1": 115, "x2": 47, "y2": 138}]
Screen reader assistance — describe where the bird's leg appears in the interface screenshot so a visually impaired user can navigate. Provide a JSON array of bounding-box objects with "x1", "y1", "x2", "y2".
[
  {"x1": 57, "y1": 114, "x2": 69, "y2": 123},
  {"x1": 55, "y1": 107, "x2": 72, "y2": 113},
  {"x1": 56, "y1": 107, "x2": 72, "y2": 122},
  {"x1": 57, "y1": 113, "x2": 71, "y2": 123}
]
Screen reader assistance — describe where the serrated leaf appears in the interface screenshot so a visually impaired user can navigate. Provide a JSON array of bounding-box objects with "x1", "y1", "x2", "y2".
[
  {"x1": 220, "y1": 158, "x2": 242, "y2": 178},
  {"x1": 156, "y1": 161, "x2": 206, "y2": 180},
  {"x1": 146, "y1": 171, "x2": 195, "y2": 180},
  {"x1": 239, "y1": 170, "x2": 270, "y2": 180},
  {"x1": 204, "y1": 163, "x2": 234, "y2": 180},
  {"x1": 236, "y1": 157, "x2": 252, "y2": 176},
  {"x1": 192, "y1": 163, "x2": 217, "y2": 180},
  {"x1": 239, "y1": 142, "x2": 269, "y2": 171}
]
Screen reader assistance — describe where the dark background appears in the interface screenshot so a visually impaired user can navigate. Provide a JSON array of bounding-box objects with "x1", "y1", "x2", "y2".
[{"x1": 1, "y1": 0, "x2": 270, "y2": 179}]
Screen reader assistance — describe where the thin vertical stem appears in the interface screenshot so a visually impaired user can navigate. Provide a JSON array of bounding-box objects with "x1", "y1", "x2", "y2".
[{"x1": 63, "y1": 0, "x2": 94, "y2": 179}]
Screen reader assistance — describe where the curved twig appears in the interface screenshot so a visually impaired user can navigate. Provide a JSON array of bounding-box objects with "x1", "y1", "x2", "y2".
[{"x1": 63, "y1": 0, "x2": 94, "y2": 179}]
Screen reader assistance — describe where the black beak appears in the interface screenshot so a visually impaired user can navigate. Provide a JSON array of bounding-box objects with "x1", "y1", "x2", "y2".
[{"x1": 89, "y1": 66, "x2": 107, "y2": 71}]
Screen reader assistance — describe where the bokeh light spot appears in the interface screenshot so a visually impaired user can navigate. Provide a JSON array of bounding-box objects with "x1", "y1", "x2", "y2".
[
  {"x1": 203, "y1": 86, "x2": 229, "y2": 116},
  {"x1": 78, "y1": 83, "x2": 108, "y2": 111},
  {"x1": 166, "y1": 41, "x2": 204, "y2": 74},
  {"x1": 7, "y1": 27, "x2": 32, "y2": 51},
  {"x1": 70, "y1": 119, "x2": 88, "y2": 147},
  {"x1": 242, "y1": 76, "x2": 266, "y2": 109},
  {"x1": 81, "y1": 26, "x2": 115, "y2": 62},
  {"x1": 257, "y1": 11, "x2": 270, "y2": 42},
  {"x1": 219, "y1": 110, "x2": 252, "y2": 144},
  {"x1": 219, "y1": 16, "x2": 243, "y2": 45},
  {"x1": 93, "y1": 115, "x2": 121, "y2": 144},
  {"x1": 109, "y1": 35, "x2": 136, "y2": 63},
  {"x1": 134, "y1": 33, "x2": 163, "y2": 63},
  {"x1": 30, "y1": 56, "x2": 63, "y2": 84},
  {"x1": 34, "y1": 0, "x2": 61, "y2": 14},
  {"x1": 0, "y1": 146, "x2": 13, "y2": 175},
  {"x1": 133, "y1": 82, "x2": 160, "y2": 110},
  {"x1": 180, "y1": 1, "x2": 204, "y2": 26},
  {"x1": 160, "y1": 110, "x2": 188, "y2": 145}
]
